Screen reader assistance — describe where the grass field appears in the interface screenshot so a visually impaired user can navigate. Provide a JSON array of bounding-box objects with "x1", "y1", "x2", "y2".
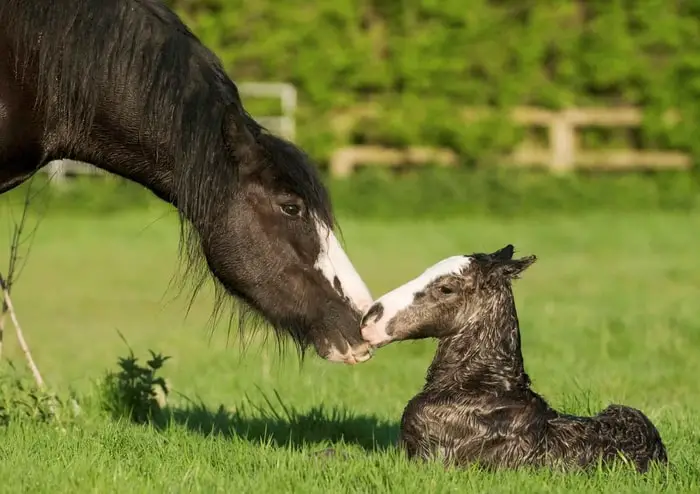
[{"x1": 0, "y1": 203, "x2": 699, "y2": 492}]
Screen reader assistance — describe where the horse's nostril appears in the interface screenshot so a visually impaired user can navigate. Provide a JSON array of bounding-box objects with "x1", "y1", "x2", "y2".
[{"x1": 361, "y1": 302, "x2": 384, "y2": 327}]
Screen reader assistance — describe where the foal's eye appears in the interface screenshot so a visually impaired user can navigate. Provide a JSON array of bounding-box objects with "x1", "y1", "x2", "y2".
[
  {"x1": 280, "y1": 203, "x2": 302, "y2": 217},
  {"x1": 439, "y1": 286, "x2": 454, "y2": 295}
]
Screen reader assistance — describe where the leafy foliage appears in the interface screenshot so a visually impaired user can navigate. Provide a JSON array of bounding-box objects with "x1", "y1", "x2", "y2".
[
  {"x1": 164, "y1": 0, "x2": 700, "y2": 165},
  {"x1": 100, "y1": 349, "x2": 171, "y2": 424},
  {"x1": 0, "y1": 361, "x2": 61, "y2": 425},
  {"x1": 328, "y1": 167, "x2": 700, "y2": 219}
]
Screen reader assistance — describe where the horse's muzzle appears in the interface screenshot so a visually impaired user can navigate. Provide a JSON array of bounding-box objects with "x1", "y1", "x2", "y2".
[{"x1": 323, "y1": 341, "x2": 374, "y2": 365}]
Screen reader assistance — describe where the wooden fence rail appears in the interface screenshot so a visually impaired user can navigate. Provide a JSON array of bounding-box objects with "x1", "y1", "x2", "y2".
[
  {"x1": 40, "y1": 105, "x2": 693, "y2": 182},
  {"x1": 329, "y1": 106, "x2": 692, "y2": 178}
]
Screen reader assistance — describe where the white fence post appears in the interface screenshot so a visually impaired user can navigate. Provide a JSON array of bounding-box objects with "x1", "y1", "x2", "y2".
[
  {"x1": 46, "y1": 160, "x2": 67, "y2": 185},
  {"x1": 238, "y1": 82, "x2": 297, "y2": 142}
]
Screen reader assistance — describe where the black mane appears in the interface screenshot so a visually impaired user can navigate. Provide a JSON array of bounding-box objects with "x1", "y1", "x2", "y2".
[{"x1": 1, "y1": 0, "x2": 333, "y2": 351}]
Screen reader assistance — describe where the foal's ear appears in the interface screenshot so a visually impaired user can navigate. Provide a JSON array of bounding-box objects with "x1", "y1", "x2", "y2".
[
  {"x1": 491, "y1": 244, "x2": 515, "y2": 261},
  {"x1": 501, "y1": 255, "x2": 537, "y2": 280},
  {"x1": 488, "y1": 255, "x2": 537, "y2": 281},
  {"x1": 222, "y1": 103, "x2": 259, "y2": 167}
]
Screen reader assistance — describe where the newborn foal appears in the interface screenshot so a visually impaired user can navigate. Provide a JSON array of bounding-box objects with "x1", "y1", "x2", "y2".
[{"x1": 361, "y1": 245, "x2": 667, "y2": 473}]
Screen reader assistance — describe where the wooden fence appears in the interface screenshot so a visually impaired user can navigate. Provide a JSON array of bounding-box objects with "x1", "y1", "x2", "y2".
[
  {"x1": 41, "y1": 104, "x2": 694, "y2": 183},
  {"x1": 329, "y1": 106, "x2": 692, "y2": 178}
]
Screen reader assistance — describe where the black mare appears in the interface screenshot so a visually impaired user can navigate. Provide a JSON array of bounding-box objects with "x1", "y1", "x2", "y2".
[{"x1": 0, "y1": 0, "x2": 374, "y2": 363}]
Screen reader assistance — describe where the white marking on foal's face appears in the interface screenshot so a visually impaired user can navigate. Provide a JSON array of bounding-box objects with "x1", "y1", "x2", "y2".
[
  {"x1": 313, "y1": 219, "x2": 373, "y2": 313},
  {"x1": 360, "y1": 255, "x2": 472, "y2": 347}
]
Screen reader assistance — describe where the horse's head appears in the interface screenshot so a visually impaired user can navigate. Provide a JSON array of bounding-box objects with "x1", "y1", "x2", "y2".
[
  {"x1": 201, "y1": 107, "x2": 374, "y2": 364},
  {"x1": 360, "y1": 245, "x2": 536, "y2": 347}
]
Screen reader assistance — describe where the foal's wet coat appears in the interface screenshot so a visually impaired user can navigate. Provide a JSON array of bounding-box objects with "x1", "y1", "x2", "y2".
[{"x1": 362, "y1": 245, "x2": 667, "y2": 472}]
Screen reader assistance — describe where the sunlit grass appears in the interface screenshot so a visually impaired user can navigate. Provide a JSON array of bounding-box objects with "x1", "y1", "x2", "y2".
[{"x1": 0, "y1": 208, "x2": 698, "y2": 492}]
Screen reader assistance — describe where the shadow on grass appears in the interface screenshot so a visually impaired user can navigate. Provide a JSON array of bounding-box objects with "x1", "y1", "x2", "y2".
[
  {"x1": 158, "y1": 390, "x2": 400, "y2": 453},
  {"x1": 97, "y1": 346, "x2": 398, "y2": 452}
]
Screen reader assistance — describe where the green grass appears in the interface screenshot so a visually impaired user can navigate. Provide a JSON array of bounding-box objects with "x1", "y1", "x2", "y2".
[{"x1": 0, "y1": 204, "x2": 699, "y2": 492}]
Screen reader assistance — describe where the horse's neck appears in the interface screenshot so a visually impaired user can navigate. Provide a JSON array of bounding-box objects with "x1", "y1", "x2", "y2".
[
  {"x1": 424, "y1": 296, "x2": 530, "y2": 394},
  {"x1": 45, "y1": 97, "x2": 192, "y2": 207},
  {"x1": 38, "y1": 43, "x2": 233, "y2": 213}
]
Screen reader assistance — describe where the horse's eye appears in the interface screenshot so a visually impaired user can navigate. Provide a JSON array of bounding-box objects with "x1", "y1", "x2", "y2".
[
  {"x1": 280, "y1": 203, "x2": 302, "y2": 217},
  {"x1": 439, "y1": 286, "x2": 454, "y2": 295}
]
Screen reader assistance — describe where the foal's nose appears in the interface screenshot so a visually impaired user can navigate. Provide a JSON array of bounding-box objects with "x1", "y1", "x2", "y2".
[{"x1": 360, "y1": 302, "x2": 384, "y2": 327}]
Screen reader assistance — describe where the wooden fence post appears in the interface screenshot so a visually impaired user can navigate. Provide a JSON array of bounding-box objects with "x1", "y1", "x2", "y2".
[
  {"x1": 549, "y1": 111, "x2": 576, "y2": 173},
  {"x1": 46, "y1": 160, "x2": 67, "y2": 186}
]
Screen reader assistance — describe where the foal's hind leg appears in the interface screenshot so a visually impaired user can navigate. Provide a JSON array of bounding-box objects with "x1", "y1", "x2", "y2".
[{"x1": 594, "y1": 405, "x2": 668, "y2": 472}]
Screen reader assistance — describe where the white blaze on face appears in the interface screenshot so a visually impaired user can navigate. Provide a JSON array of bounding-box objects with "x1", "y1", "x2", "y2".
[
  {"x1": 314, "y1": 219, "x2": 373, "y2": 313},
  {"x1": 361, "y1": 255, "x2": 472, "y2": 346}
]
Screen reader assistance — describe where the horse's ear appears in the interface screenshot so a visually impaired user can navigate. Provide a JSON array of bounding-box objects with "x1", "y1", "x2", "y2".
[
  {"x1": 222, "y1": 103, "x2": 258, "y2": 167},
  {"x1": 488, "y1": 255, "x2": 537, "y2": 282},
  {"x1": 491, "y1": 244, "x2": 515, "y2": 261}
]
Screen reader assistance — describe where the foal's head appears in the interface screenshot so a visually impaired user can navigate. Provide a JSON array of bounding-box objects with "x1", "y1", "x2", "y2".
[{"x1": 361, "y1": 245, "x2": 536, "y2": 347}]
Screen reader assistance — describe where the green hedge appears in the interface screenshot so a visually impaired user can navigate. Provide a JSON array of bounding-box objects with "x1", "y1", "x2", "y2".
[
  {"x1": 329, "y1": 167, "x2": 700, "y2": 218},
  {"x1": 165, "y1": 0, "x2": 700, "y2": 166},
  {"x1": 3, "y1": 170, "x2": 699, "y2": 220}
]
